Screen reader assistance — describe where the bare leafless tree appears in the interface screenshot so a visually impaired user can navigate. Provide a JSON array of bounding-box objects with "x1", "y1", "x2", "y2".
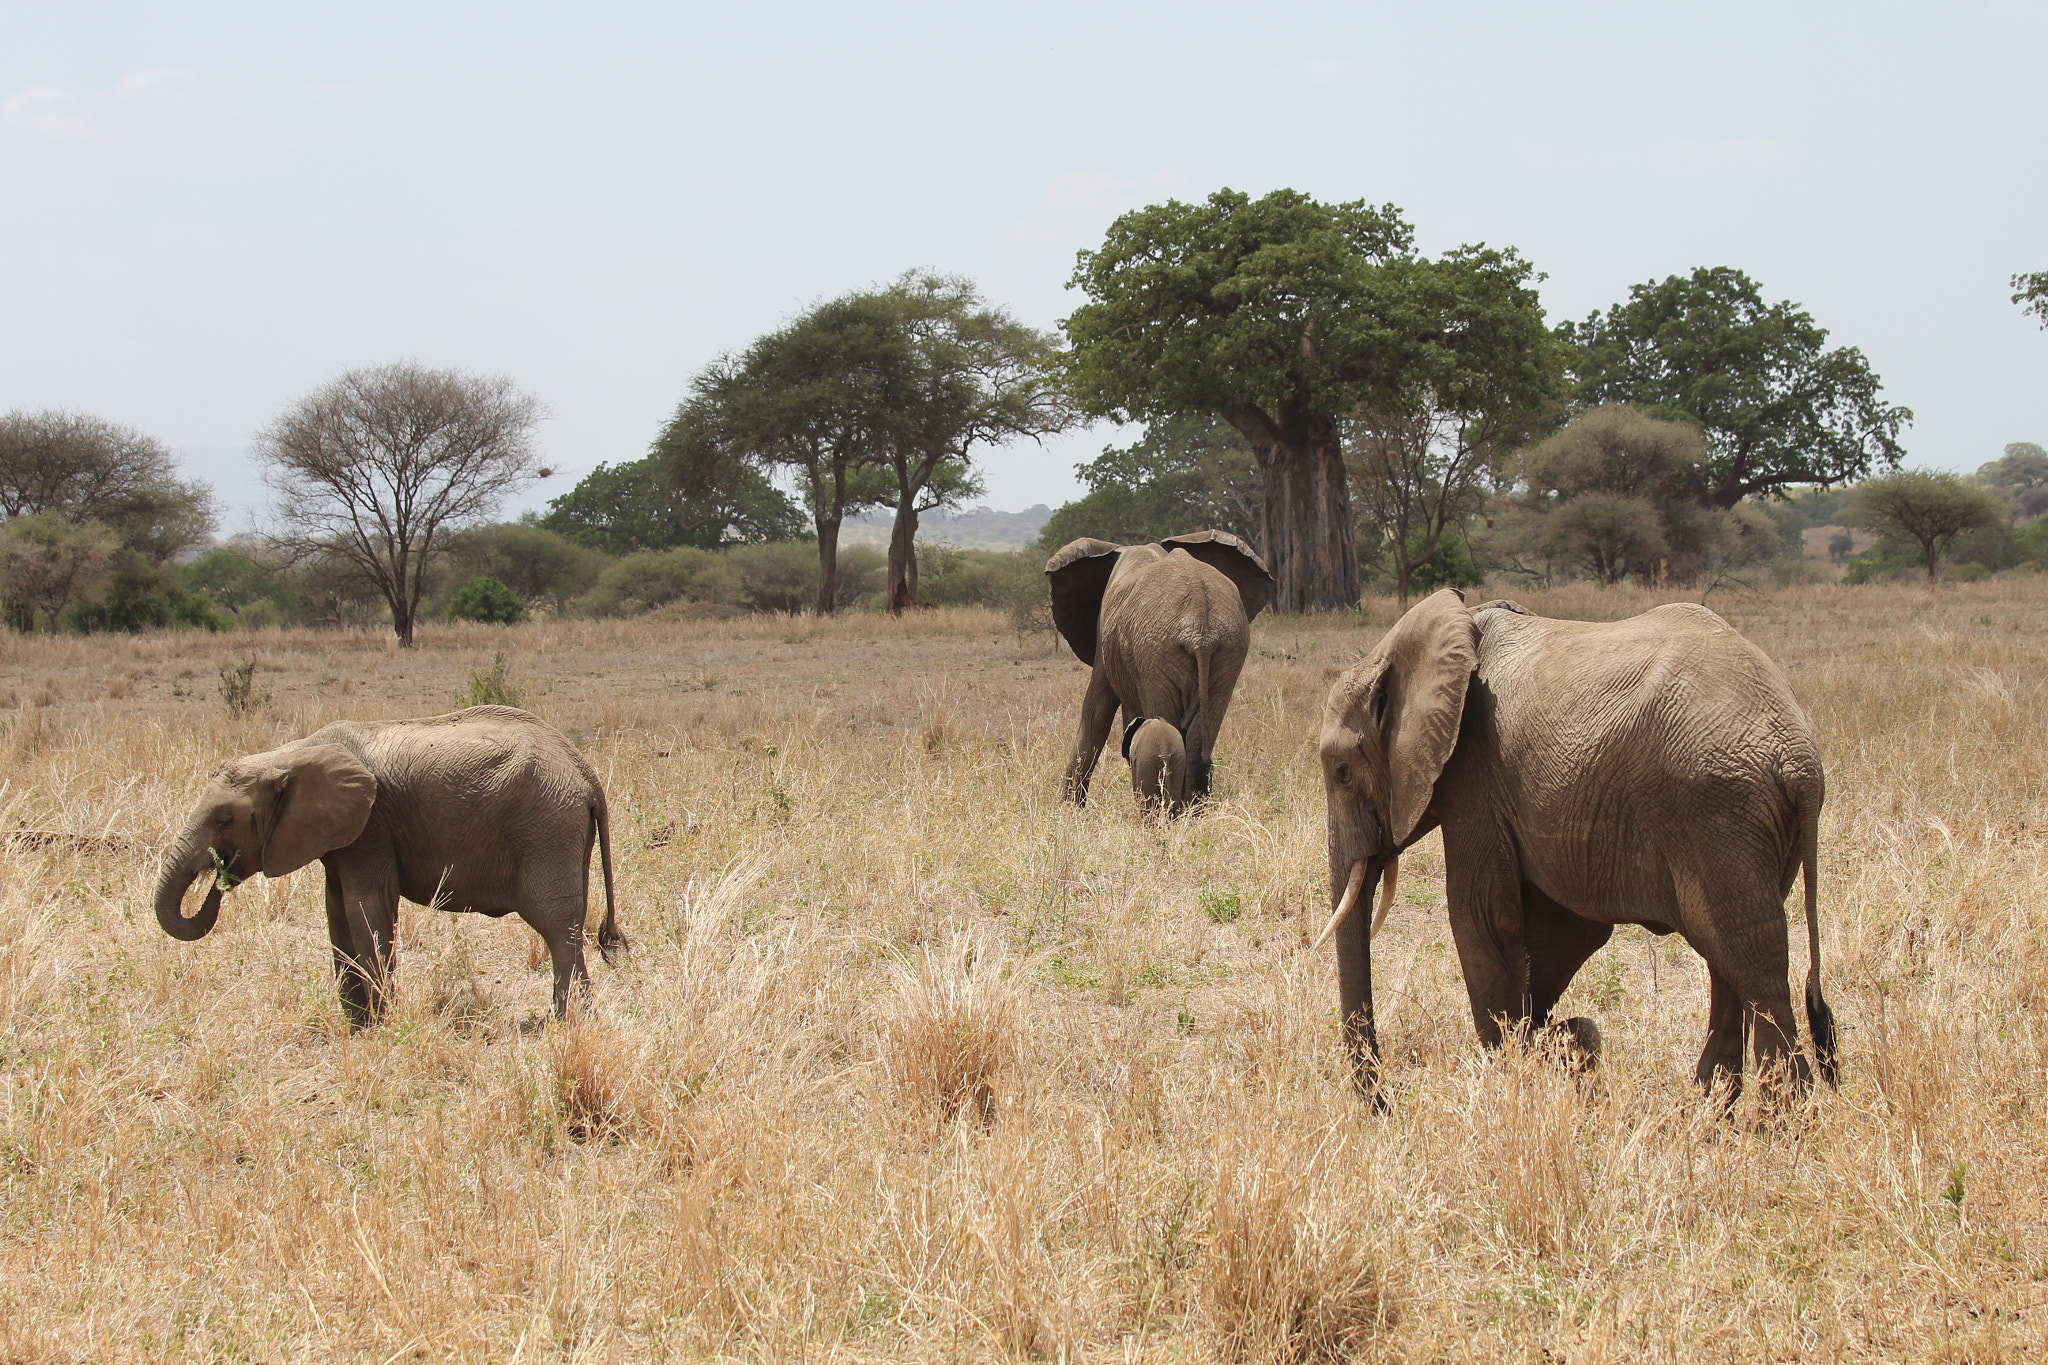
[{"x1": 254, "y1": 362, "x2": 546, "y2": 644}]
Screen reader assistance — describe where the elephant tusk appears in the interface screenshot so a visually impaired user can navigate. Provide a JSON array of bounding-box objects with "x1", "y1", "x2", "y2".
[
  {"x1": 1368, "y1": 855, "x2": 1400, "y2": 941},
  {"x1": 1312, "y1": 859, "x2": 1370, "y2": 951}
]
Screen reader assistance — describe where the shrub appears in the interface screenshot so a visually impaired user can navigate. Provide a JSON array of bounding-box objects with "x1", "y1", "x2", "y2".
[
  {"x1": 69, "y1": 549, "x2": 225, "y2": 633},
  {"x1": 578, "y1": 547, "x2": 742, "y2": 618},
  {"x1": 447, "y1": 574, "x2": 527, "y2": 624},
  {"x1": 462, "y1": 652, "x2": 524, "y2": 708},
  {"x1": 724, "y1": 541, "x2": 819, "y2": 614},
  {"x1": 916, "y1": 545, "x2": 1042, "y2": 611},
  {"x1": 1948, "y1": 562, "x2": 1993, "y2": 583}
]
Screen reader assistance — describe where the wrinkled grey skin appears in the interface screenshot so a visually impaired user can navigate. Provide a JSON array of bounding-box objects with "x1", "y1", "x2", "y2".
[
  {"x1": 155, "y1": 705, "x2": 624, "y2": 1025},
  {"x1": 1058, "y1": 545, "x2": 1252, "y2": 811},
  {"x1": 1127, "y1": 718, "x2": 1188, "y2": 812},
  {"x1": 1320, "y1": 589, "x2": 1836, "y2": 1104}
]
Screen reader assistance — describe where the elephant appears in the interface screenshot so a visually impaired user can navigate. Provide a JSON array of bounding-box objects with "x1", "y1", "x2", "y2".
[
  {"x1": 1046, "y1": 530, "x2": 1275, "y2": 812},
  {"x1": 1126, "y1": 717, "x2": 1188, "y2": 811},
  {"x1": 154, "y1": 705, "x2": 625, "y2": 1025},
  {"x1": 1315, "y1": 588, "x2": 1837, "y2": 1103}
]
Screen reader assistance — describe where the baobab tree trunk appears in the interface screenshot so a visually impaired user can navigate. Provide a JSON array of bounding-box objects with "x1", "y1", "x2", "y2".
[{"x1": 1231, "y1": 411, "x2": 1358, "y2": 613}]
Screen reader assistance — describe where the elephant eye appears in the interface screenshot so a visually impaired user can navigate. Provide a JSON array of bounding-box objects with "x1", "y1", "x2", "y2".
[
  {"x1": 1333, "y1": 763, "x2": 1350, "y2": 785},
  {"x1": 214, "y1": 812, "x2": 233, "y2": 828}
]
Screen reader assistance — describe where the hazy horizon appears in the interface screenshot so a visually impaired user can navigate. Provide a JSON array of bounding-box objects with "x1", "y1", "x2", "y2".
[{"x1": 7, "y1": 2, "x2": 2044, "y2": 533}]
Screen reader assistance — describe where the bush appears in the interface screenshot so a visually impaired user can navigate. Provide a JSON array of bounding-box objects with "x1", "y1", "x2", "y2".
[
  {"x1": 179, "y1": 544, "x2": 303, "y2": 625},
  {"x1": 578, "y1": 547, "x2": 742, "y2": 618},
  {"x1": 69, "y1": 548, "x2": 224, "y2": 633},
  {"x1": 915, "y1": 545, "x2": 1043, "y2": 611},
  {"x1": 1947, "y1": 562, "x2": 1992, "y2": 583},
  {"x1": 724, "y1": 541, "x2": 819, "y2": 614},
  {"x1": 447, "y1": 575, "x2": 527, "y2": 624}
]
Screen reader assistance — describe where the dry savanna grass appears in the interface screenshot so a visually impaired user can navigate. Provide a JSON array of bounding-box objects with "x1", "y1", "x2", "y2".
[{"x1": 2, "y1": 579, "x2": 2046, "y2": 1361}]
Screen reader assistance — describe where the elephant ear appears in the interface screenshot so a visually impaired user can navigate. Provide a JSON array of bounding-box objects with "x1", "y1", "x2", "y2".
[
  {"x1": 1370, "y1": 587, "x2": 1479, "y2": 848},
  {"x1": 1160, "y1": 530, "x2": 1275, "y2": 620},
  {"x1": 1044, "y1": 537, "x2": 1122, "y2": 666},
  {"x1": 260, "y1": 744, "x2": 377, "y2": 877}
]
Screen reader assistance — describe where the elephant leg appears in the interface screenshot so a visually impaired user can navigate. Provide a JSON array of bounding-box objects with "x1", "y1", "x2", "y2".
[
  {"x1": 1443, "y1": 833, "x2": 1527, "y2": 1048},
  {"x1": 1060, "y1": 668, "x2": 1119, "y2": 807},
  {"x1": 1695, "y1": 967, "x2": 1747, "y2": 1098},
  {"x1": 1524, "y1": 884, "x2": 1613, "y2": 1022},
  {"x1": 334, "y1": 864, "x2": 400, "y2": 1023},
  {"x1": 520, "y1": 899, "x2": 590, "y2": 1020},
  {"x1": 324, "y1": 865, "x2": 374, "y2": 1028},
  {"x1": 1692, "y1": 905, "x2": 1809, "y2": 1100},
  {"x1": 1523, "y1": 884, "x2": 1612, "y2": 1066}
]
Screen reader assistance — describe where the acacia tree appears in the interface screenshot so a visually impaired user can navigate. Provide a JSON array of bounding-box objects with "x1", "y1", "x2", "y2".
[
  {"x1": 877, "y1": 273, "x2": 1067, "y2": 614},
  {"x1": 0, "y1": 409, "x2": 214, "y2": 562},
  {"x1": 255, "y1": 362, "x2": 546, "y2": 644},
  {"x1": 0, "y1": 514, "x2": 118, "y2": 631},
  {"x1": 1561, "y1": 267, "x2": 1911, "y2": 507},
  {"x1": 1846, "y1": 469, "x2": 2006, "y2": 582},
  {"x1": 1503, "y1": 405, "x2": 1741, "y2": 587},
  {"x1": 684, "y1": 294, "x2": 903, "y2": 613},
  {"x1": 1064, "y1": 190, "x2": 1558, "y2": 611}
]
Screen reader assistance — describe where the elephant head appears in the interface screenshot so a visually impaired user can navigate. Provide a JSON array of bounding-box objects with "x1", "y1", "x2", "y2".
[
  {"x1": 1045, "y1": 530, "x2": 1273, "y2": 664},
  {"x1": 1125, "y1": 717, "x2": 1187, "y2": 811},
  {"x1": 1316, "y1": 588, "x2": 1479, "y2": 1086},
  {"x1": 155, "y1": 743, "x2": 377, "y2": 941}
]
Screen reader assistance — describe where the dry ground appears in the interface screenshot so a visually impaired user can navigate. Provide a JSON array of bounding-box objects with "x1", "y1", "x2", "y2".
[{"x1": 1, "y1": 579, "x2": 2045, "y2": 1362}]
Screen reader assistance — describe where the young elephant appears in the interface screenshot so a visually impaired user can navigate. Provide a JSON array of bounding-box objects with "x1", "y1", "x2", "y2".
[
  {"x1": 154, "y1": 705, "x2": 624, "y2": 1025},
  {"x1": 1047, "y1": 530, "x2": 1274, "y2": 811},
  {"x1": 1316, "y1": 589, "x2": 1836, "y2": 1103},
  {"x1": 1125, "y1": 717, "x2": 1188, "y2": 812}
]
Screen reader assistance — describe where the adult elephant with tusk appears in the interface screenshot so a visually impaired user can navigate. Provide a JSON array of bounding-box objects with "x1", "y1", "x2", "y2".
[
  {"x1": 154, "y1": 705, "x2": 625, "y2": 1025},
  {"x1": 1317, "y1": 588, "x2": 1837, "y2": 1104},
  {"x1": 1047, "y1": 530, "x2": 1274, "y2": 813}
]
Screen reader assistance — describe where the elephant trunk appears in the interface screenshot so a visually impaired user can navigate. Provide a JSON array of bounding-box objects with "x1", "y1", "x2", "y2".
[{"x1": 155, "y1": 834, "x2": 224, "y2": 942}]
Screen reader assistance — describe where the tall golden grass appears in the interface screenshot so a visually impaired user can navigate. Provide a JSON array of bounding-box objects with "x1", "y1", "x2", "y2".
[{"x1": 1, "y1": 578, "x2": 2044, "y2": 1360}]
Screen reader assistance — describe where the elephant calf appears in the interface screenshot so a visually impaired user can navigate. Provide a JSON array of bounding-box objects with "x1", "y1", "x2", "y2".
[
  {"x1": 155, "y1": 705, "x2": 625, "y2": 1025},
  {"x1": 1046, "y1": 531, "x2": 1274, "y2": 813}
]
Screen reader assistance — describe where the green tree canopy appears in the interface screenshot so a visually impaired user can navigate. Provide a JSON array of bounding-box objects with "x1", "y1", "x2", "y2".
[
  {"x1": 540, "y1": 452, "x2": 802, "y2": 556},
  {"x1": 1559, "y1": 267, "x2": 1911, "y2": 508},
  {"x1": 1036, "y1": 414, "x2": 1262, "y2": 555},
  {"x1": 1845, "y1": 469, "x2": 2006, "y2": 582},
  {"x1": 1063, "y1": 188, "x2": 1561, "y2": 610}
]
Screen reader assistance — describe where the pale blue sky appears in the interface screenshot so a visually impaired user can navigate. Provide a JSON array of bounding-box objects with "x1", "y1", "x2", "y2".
[{"x1": 3, "y1": 1, "x2": 2043, "y2": 530}]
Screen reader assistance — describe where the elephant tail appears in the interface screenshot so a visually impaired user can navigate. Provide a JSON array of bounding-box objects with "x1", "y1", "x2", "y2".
[
  {"x1": 592, "y1": 794, "x2": 627, "y2": 966},
  {"x1": 1797, "y1": 774, "x2": 1837, "y2": 1087}
]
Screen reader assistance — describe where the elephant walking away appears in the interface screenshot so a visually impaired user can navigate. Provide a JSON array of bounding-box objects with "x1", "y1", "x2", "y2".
[
  {"x1": 155, "y1": 705, "x2": 625, "y2": 1024},
  {"x1": 1316, "y1": 589, "x2": 1837, "y2": 1102},
  {"x1": 1046, "y1": 531, "x2": 1275, "y2": 813}
]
